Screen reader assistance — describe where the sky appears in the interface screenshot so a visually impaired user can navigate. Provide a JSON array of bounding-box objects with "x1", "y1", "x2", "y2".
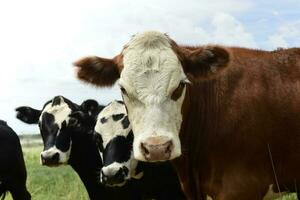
[{"x1": 0, "y1": 0, "x2": 299, "y2": 134}]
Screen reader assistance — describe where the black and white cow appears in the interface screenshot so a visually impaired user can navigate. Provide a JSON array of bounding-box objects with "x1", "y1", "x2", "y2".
[
  {"x1": 93, "y1": 100, "x2": 186, "y2": 200},
  {"x1": 0, "y1": 120, "x2": 31, "y2": 200},
  {"x1": 15, "y1": 96, "x2": 140, "y2": 200}
]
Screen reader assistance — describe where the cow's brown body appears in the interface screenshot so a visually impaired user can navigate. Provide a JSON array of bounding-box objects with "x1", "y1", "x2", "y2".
[
  {"x1": 176, "y1": 47, "x2": 300, "y2": 199},
  {"x1": 74, "y1": 31, "x2": 300, "y2": 200}
]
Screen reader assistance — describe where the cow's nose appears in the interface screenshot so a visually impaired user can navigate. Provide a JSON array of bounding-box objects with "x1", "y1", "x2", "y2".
[
  {"x1": 41, "y1": 152, "x2": 60, "y2": 165},
  {"x1": 101, "y1": 168, "x2": 126, "y2": 186},
  {"x1": 140, "y1": 136, "x2": 173, "y2": 161}
]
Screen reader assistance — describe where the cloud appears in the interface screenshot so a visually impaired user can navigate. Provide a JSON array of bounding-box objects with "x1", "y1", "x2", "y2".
[
  {"x1": 211, "y1": 13, "x2": 257, "y2": 47},
  {"x1": 268, "y1": 35, "x2": 289, "y2": 48},
  {"x1": 268, "y1": 20, "x2": 300, "y2": 49}
]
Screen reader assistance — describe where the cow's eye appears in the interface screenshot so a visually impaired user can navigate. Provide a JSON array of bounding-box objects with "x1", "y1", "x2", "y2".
[
  {"x1": 120, "y1": 87, "x2": 128, "y2": 96},
  {"x1": 171, "y1": 81, "x2": 185, "y2": 101}
]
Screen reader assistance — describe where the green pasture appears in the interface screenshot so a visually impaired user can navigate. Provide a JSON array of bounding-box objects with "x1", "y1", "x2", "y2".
[{"x1": 4, "y1": 146, "x2": 88, "y2": 200}]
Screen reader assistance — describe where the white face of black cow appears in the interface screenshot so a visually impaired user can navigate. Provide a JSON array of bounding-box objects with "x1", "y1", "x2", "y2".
[
  {"x1": 39, "y1": 96, "x2": 73, "y2": 166},
  {"x1": 119, "y1": 32, "x2": 187, "y2": 162},
  {"x1": 95, "y1": 101, "x2": 141, "y2": 187}
]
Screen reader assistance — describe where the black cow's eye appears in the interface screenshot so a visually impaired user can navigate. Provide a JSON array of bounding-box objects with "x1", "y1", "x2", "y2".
[{"x1": 120, "y1": 87, "x2": 128, "y2": 96}]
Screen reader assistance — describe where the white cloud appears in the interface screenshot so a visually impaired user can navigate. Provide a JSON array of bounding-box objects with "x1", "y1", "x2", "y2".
[
  {"x1": 268, "y1": 20, "x2": 300, "y2": 49},
  {"x1": 211, "y1": 13, "x2": 257, "y2": 47},
  {"x1": 268, "y1": 35, "x2": 289, "y2": 48}
]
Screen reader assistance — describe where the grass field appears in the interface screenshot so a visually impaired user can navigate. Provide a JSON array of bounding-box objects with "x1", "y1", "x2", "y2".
[
  {"x1": 3, "y1": 145, "x2": 298, "y2": 200},
  {"x1": 4, "y1": 146, "x2": 88, "y2": 200}
]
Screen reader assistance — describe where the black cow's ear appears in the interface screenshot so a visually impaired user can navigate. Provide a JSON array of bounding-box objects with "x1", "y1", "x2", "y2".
[
  {"x1": 80, "y1": 99, "x2": 99, "y2": 116},
  {"x1": 15, "y1": 106, "x2": 41, "y2": 124}
]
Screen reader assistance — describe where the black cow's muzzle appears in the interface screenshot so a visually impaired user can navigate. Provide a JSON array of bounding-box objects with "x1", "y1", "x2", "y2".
[
  {"x1": 101, "y1": 167, "x2": 128, "y2": 186},
  {"x1": 41, "y1": 152, "x2": 60, "y2": 166}
]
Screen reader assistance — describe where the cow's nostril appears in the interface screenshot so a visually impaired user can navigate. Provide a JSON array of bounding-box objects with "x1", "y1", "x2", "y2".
[
  {"x1": 141, "y1": 143, "x2": 150, "y2": 155},
  {"x1": 40, "y1": 152, "x2": 60, "y2": 165},
  {"x1": 140, "y1": 137, "x2": 173, "y2": 161},
  {"x1": 165, "y1": 141, "x2": 173, "y2": 154},
  {"x1": 52, "y1": 152, "x2": 59, "y2": 162}
]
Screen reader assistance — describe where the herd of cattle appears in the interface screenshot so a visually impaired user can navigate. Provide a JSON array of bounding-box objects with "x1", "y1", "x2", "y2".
[
  {"x1": 0, "y1": 31, "x2": 300, "y2": 200},
  {"x1": 1, "y1": 96, "x2": 186, "y2": 200}
]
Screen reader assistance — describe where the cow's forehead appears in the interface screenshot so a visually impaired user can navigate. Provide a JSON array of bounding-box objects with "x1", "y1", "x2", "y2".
[
  {"x1": 125, "y1": 31, "x2": 172, "y2": 51},
  {"x1": 40, "y1": 101, "x2": 72, "y2": 128},
  {"x1": 95, "y1": 101, "x2": 130, "y2": 146},
  {"x1": 99, "y1": 101, "x2": 127, "y2": 118},
  {"x1": 120, "y1": 31, "x2": 186, "y2": 102}
]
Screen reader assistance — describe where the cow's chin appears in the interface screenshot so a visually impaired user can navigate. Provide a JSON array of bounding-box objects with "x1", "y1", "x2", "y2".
[
  {"x1": 133, "y1": 135, "x2": 182, "y2": 162},
  {"x1": 44, "y1": 162, "x2": 66, "y2": 168},
  {"x1": 106, "y1": 181, "x2": 127, "y2": 187}
]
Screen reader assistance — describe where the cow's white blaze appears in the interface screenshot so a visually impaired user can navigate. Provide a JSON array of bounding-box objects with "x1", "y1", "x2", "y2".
[
  {"x1": 120, "y1": 31, "x2": 187, "y2": 161},
  {"x1": 95, "y1": 101, "x2": 129, "y2": 148},
  {"x1": 40, "y1": 98, "x2": 72, "y2": 129}
]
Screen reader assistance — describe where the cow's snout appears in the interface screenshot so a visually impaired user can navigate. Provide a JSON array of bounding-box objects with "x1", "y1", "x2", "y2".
[
  {"x1": 140, "y1": 136, "x2": 173, "y2": 161},
  {"x1": 101, "y1": 167, "x2": 128, "y2": 186},
  {"x1": 41, "y1": 152, "x2": 60, "y2": 166}
]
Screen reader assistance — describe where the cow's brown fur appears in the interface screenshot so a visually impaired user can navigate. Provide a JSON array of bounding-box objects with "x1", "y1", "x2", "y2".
[
  {"x1": 74, "y1": 37, "x2": 300, "y2": 200},
  {"x1": 175, "y1": 47, "x2": 300, "y2": 200}
]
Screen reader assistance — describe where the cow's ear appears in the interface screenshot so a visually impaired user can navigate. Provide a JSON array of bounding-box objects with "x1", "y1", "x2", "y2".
[
  {"x1": 73, "y1": 55, "x2": 121, "y2": 87},
  {"x1": 80, "y1": 99, "x2": 99, "y2": 116},
  {"x1": 180, "y1": 46, "x2": 231, "y2": 81},
  {"x1": 15, "y1": 106, "x2": 41, "y2": 124}
]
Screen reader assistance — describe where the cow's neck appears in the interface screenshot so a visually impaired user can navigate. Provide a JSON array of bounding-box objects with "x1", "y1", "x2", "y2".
[
  {"x1": 175, "y1": 80, "x2": 221, "y2": 199},
  {"x1": 181, "y1": 80, "x2": 221, "y2": 149},
  {"x1": 68, "y1": 130, "x2": 104, "y2": 199}
]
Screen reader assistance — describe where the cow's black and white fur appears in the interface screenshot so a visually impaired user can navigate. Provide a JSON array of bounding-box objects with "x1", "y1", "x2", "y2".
[
  {"x1": 16, "y1": 96, "x2": 98, "y2": 166},
  {"x1": 15, "y1": 96, "x2": 140, "y2": 200},
  {"x1": 94, "y1": 101, "x2": 186, "y2": 199},
  {"x1": 16, "y1": 97, "x2": 186, "y2": 199},
  {"x1": 0, "y1": 120, "x2": 31, "y2": 200}
]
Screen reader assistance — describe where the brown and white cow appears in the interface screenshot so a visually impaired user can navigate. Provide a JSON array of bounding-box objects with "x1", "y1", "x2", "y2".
[{"x1": 73, "y1": 31, "x2": 300, "y2": 200}]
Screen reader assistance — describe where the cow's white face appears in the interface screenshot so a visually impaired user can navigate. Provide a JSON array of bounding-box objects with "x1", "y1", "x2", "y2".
[
  {"x1": 119, "y1": 32, "x2": 187, "y2": 161},
  {"x1": 74, "y1": 31, "x2": 231, "y2": 162},
  {"x1": 39, "y1": 96, "x2": 72, "y2": 165}
]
